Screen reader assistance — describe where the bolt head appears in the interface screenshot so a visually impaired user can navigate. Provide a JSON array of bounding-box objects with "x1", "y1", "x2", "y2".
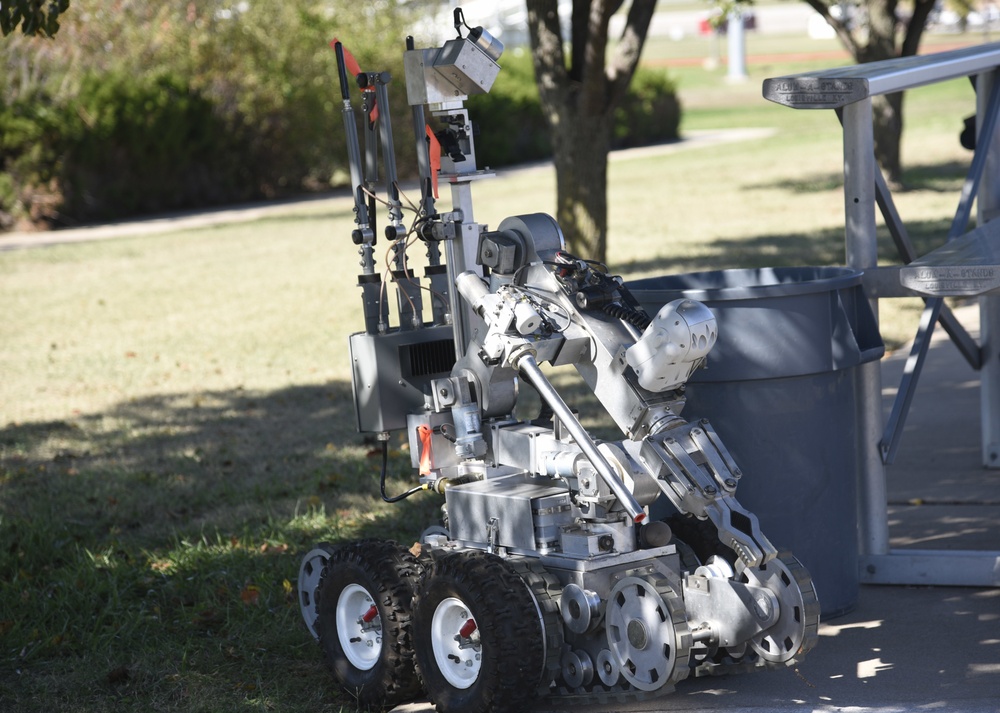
[{"x1": 754, "y1": 593, "x2": 772, "y2": 619}]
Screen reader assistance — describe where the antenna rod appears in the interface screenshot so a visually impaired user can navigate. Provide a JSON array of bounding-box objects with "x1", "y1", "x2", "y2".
[{"x1": 334, "y1": 41, "x2": 373, "y2": 256}]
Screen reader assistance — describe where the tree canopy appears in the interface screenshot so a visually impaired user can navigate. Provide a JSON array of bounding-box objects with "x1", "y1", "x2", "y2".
[{"x1": 1, "y1": 0, "x2": 70, "y2": 37}]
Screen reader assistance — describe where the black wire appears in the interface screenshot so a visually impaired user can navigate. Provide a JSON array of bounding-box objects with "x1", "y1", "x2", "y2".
[
  {"x1": 379, "y1": 440, "x2": 426, "y2": 503},
  {"x1": 604, "y1": 302, "x2": 652, "y2": 330}
]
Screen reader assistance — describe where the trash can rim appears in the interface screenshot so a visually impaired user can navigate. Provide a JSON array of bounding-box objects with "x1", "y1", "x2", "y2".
[{"x1": 628, "y1": 266, "x2": 862, "y2": 302}]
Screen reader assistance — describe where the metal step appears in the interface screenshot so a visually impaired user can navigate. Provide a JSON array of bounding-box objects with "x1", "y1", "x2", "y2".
[{"x1": 899, "y1": 218, "x2": 1000, "y2": 297}]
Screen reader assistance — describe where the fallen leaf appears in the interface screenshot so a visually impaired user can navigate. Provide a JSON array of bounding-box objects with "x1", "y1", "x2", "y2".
[
  {"x1": 195, "y1": 608, "x2": 224, "y2": 629},
  {"x1": 259, "y1": 542, "x2": 289, "y2": 555},
  {"x1": 240, "y1": 585, "x2": 261, "y2": 606},
  {"x1": 106, "y1": 666, "x2": 130, "y2": 685}
]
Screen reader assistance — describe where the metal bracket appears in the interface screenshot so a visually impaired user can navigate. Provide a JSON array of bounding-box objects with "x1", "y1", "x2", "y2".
[{"x1": 682, "y1": 574, "x2": 779, "y2": 647}]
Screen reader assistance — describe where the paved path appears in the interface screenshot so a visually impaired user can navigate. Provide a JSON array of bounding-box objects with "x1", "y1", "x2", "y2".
[
  {"x1": 389, "y1": 303, "x2": 1000, "y2": 713},
  {"x1": 0, "y1": 128, "x2": 776, "y2": 253}
]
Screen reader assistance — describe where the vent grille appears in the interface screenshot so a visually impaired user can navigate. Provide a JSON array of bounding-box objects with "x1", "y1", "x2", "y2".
[{"x1": 402, "y1": 338, "x2": 455, "y2": 378}]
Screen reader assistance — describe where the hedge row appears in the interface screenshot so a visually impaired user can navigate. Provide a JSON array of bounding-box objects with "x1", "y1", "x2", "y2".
[
  {"x1": 469, "y1": 51, "x2": 682, "y2": 167},
  {"x1": 1, "y1": 35, "x2": 680, "y2": 231},
  {"x1": 1, "y1": 73, "x2": 249, "y2": 228}
]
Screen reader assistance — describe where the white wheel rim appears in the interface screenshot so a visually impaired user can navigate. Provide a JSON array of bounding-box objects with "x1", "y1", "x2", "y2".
[
  {"x1": 430, "y1": 596, "x2": 481, "y2": 689},
  {"x1": 298, "y1": 548, "x2": 331, "y2": 640},
  {"x1": 336, "y1": 583, "x2": 382, "y2": 670}
]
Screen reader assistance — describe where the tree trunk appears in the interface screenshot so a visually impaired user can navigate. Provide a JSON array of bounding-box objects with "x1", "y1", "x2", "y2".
[
  {"x1": 873, "y1": 91, "x2": 904, "y2": 187},
  {"x1": 527, "y1": 0, "x2": 654, "y2": 263},
  {"x1": 552, "y1": 112, "x2": 613, "y2": 260},
  {"x1": 857, "y1": 0, "x2": 904, "y2": 185},
  {"x1": 801, "y1": 0, "x2": 937, "y2": 185}
]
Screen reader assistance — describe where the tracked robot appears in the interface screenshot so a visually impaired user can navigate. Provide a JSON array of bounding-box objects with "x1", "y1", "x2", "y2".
[{"x1": 298, "y1": 11, "x2": 819, "y2": 713}]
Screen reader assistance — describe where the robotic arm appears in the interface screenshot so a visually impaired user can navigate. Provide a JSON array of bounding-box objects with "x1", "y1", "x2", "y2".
[
  {"x1": 449, "y1": 222, "x2": 777, "y2": 567},
  {"x1": 306, "y1": 18, "x2": 817, "y2": 705}
]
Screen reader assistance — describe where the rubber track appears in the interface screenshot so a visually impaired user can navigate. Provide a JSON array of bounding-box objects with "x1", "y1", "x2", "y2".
[
  {"x1": 506, "y1": 557, "x2": 565, "y2": 693},
  {"x1": 766, "y1": 553, "x2": 821, "y2": 666},
  {"x1": 691, "y1": 553, "x2": 821, "y2": 678},
  {"x1": 513, "y1": 561, "x2": 691, "y2": 708}
]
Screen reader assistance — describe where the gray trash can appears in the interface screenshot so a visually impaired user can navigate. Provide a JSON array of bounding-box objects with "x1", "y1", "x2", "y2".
[{"x1": 629, "y1": 267, "x2": 884, "y2": 619}]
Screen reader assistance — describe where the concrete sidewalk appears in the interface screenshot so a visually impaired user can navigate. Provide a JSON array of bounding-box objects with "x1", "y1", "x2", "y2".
[
  {"x1": 393, "y1": 303, "x2": 1000, "y2": 711},
  {"x1": 606, "y1": 302, "x2": 1000, "y2": 712},
  {"x1": 0, "y1": 128, "x2": 775, "y2": 253}
]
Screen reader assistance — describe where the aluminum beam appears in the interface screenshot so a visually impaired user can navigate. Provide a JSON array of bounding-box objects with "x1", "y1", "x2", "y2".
[
  {"x1": 861, "y1": 550, "x2": 1000, "y2": 587},
  {"x1": 764, "y1": 42, "x2": 1000, "y2": 108},
  {"x1": 764, "y1": 43, "x2": 1000, "y2": 585},
  {"x1": 979, "y1": 69, "x2": 1000, "y2": 468}
]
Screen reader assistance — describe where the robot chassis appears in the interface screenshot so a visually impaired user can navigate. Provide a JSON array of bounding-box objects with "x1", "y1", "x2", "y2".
[{"x1": 298, "y1": 12, "x2": 819, "y2": 713}]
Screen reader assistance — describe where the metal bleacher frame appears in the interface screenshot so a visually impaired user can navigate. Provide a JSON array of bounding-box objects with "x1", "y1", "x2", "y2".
[{"x1": 763, "y1": 42, "x2": 1000, "y2": 587}]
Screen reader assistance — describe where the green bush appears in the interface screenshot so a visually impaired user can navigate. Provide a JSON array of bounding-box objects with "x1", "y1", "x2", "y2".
[
  {"x1": 0, "y1": 72, "x2": 260, "y2": 227},
  {"x1": 0, "y1": 1, "x2": 418, "y2": 229},
  {"x1": 467, "y1": 51, "x2": 682, "y2": 168},
  {"x1": 615, "y1": 68, "x2": 683, "y2": 149},
  {"x1": 465, "y1": 50, "x2": 551, "y2": 168},
  {"x1": 0, "y1": 90, "x2": 69, "y2": 228},
  {"x1": 59, "y1": 72, "x2": 249, "y2": 223},
  {"x1": 0, "y1": 1, "x2": 681, "y2": 230}
]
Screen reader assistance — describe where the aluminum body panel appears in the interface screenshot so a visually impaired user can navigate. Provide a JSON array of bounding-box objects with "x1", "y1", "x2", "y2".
[
  {"x1": 445, "y1": 474, "x2": 572, "y2": 551},
  {"x1": 349, "y1": 325, "x2": 455, "y2": 433}
]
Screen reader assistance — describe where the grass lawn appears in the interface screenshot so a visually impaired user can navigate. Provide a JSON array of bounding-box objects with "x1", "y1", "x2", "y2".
[{"x1": 0, "y1": 31, "x2": 986, "y2": 712}]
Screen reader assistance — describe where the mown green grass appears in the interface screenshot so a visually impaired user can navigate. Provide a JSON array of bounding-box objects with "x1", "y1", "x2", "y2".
[{"x1": 0, "y1": 32, "x2": 986, "y2": 712}]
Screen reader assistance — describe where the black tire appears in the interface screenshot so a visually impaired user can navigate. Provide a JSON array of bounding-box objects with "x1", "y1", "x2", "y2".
[
  {"x1": 413, "y1": 550, "x2": 544, "y2": 713},
  {"x1": 315, "y1": 539, "x2": 424, "y2": 710}
]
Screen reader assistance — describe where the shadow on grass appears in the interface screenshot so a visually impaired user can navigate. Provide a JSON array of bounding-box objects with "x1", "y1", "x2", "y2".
[
  {"x1": 0, "y1": 380, "x2": 440, "y2": 549},
  {"x1": 0, "y1": 380, "x2": 441, "y2": 712},
  {"x1": 617, "y1": 217, "x2": 955, "y2": 280},
  {"x1": 751, "y1": 159, "x2": 969, "y2": 196},
  {"x1": 901, "y1": 159, "x2": 974, "y2": 193}
]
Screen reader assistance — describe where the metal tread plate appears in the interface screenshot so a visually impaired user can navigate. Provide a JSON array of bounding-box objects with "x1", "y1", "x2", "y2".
[{"x1": 898, "y1": 219, "x2": 1000, "y2": 297}]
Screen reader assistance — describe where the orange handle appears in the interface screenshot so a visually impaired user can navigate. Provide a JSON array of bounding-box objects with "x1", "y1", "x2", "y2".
[{"x1": 417, "y1": 424, "x2": 433, "y2": 476}]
